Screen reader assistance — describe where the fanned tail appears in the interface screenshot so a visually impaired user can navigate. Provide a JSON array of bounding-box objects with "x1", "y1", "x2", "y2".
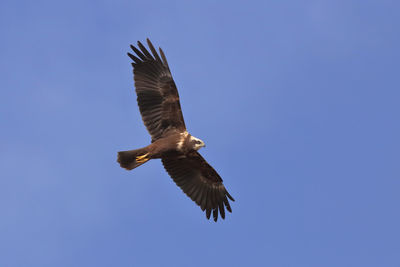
[{"x1": 117, "y1": 148, "x2": 150, "y2": 170}]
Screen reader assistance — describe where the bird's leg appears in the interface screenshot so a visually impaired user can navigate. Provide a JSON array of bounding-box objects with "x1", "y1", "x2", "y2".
[{"x1": 136, "y1": 153, "x2": 150, "y2": 163}]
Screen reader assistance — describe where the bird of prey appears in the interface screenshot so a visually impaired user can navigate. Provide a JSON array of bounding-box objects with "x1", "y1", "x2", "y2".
[{"x1": 117, "y1": 39, "x2": 234, "y2": 222}]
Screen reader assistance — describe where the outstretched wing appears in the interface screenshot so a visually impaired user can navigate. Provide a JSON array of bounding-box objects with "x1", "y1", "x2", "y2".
[
  {"x1": 162, "y1": 151, "x2": 235, "y2": 222},
  {"x1": 128, "y1": 39, "x2": 186, "y2": 141}
]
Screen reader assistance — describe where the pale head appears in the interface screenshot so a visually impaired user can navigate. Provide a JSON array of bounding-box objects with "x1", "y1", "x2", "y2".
[{"x1": 190, "y1": 135, "x2": 206, "y2": 151}]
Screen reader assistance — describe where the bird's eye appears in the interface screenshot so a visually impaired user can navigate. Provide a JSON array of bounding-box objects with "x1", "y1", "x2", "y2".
[{"x1": 195, "y1": 141, "x2": 201, "y2": 144}]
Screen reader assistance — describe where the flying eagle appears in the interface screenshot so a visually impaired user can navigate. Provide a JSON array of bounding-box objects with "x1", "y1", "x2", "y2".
[{"x1": 117, "y1": 39, "x2": 234, "y2": 222}]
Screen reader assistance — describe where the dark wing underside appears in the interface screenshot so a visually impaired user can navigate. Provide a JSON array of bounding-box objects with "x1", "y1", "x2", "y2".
[
  {"x1": 162, "y1": 151, "x2": 235, "y2": 222},
  {"x1": 128, "y1": 39, "x2": 186, "y2": 141}
]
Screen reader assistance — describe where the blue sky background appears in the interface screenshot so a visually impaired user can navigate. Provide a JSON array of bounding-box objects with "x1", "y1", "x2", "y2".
[{"x1": 1, "y1": 0, "x2": 399, "y2": 266}]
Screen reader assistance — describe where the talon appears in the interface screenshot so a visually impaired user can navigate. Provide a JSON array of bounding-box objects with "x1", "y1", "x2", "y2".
[{"x1": 136, "y1": 153, "x2": 149, "y2": 163}]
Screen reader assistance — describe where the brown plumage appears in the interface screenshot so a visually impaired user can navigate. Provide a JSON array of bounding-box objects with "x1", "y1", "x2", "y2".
[{"x1": 117, "y1": 39, "x2": 234, "y2": 222}]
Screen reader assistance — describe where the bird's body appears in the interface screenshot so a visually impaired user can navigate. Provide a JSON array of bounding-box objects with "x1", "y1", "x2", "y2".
[
  {"x1": 118, "y1": 131, "x2": 204, "y2": 168},
  {"x1": 117, "y1": 39, "x2": 234, "y2": 221}
]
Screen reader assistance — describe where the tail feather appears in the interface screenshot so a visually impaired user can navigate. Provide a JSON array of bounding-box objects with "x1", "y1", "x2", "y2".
[{"x1": 117, "y1": 148, "x2": 150, "y2": 170}]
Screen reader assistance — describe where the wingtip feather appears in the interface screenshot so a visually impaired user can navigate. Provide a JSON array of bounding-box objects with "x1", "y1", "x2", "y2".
[
  {"x1": 219, "y1": 201, "x2": 225, "y2": 219},
  {"x1": 224, "y1": 196, "x2": 232, "y2": 213},
  {"x1": 137, "y1": 40, "x2": 153, "y2": 59},
  {"x1": 227, "y1": 191, "x2": 235, "y2": 201},
  {"x1": 213, "y1": 208, "x2": 218, "y2": 222},
  {"x1": 206, "y1": 208, "x2": 211, "y2": 219},
  {"x1": 146, "y1": 38, "x2": 162, "y2": 63},
  {"x1": 127, "y1": 52, "x2": 141, "y2": 64}
]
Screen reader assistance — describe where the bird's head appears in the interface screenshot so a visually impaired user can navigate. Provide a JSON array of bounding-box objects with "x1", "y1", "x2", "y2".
[{"x1": 190, "y1": 136, "x2": 206, "y2": 151}]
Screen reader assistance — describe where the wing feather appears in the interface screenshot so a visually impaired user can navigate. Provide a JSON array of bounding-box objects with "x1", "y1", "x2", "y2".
[
  {"x1": 130, "y1": 45, "x2": 147, "y2": 61},
  {"x1": 206, "y1": 208, "x2": 212, "y2": 220},
  {"x1": 200, "y1": 187, "x2": 208, "y2": 211},
  {"x1": 224, "y1": 196, "x2": 232, "y2": 213},
  {"x1": 159, "y1": 48, "x2": 170, "y2": 71},
  {"x1": 218, "y1": 191, "x2": 225, "y2": 219},
  {"x1": 147, "y1": 38, "x2": 163, "y2": 63},
  {"x1": 162, "y1": 151, "x2": 234, "y2": 221},
  {"x1": 137, "y1": 41, "x2": 154, "y2": 59},
  {"x1": 213, "y1": 208, "x2": 218, "y2": 222},
  {"x1": 127, "y1": 52, "x2": 141, "y2": 64}
]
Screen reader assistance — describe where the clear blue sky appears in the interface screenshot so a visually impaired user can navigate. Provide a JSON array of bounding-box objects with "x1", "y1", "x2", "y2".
[{"x1": 1, "y1": 1, "x2": 399, "y2": 266}]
